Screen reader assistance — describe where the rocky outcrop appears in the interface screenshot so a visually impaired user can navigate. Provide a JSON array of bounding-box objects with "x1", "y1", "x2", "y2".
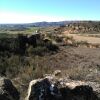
[
  {"x1": 26, "y1": 75, "x2": 100, "y2": 100},
  {"x1": 0, "y1": 77, "x2": 20, "y2": 100}
]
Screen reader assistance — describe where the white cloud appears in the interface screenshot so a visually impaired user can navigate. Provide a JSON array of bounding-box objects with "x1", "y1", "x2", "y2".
[{"x1": 0, "y1": 12, "x2": 67, "y2": 24}]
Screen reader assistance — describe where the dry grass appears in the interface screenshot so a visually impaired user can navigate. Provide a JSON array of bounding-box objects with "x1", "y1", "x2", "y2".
[
  {"x1": 63, "y1": 33, "x2": 100, "y2": 44},
  {"x1": 61, "y1": 67, "x2": 100, "y2": 83}
]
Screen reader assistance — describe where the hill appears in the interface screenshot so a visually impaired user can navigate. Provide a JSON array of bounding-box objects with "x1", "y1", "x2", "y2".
[
  {"x1": 0, "y1": 21, "x2": 100, "y2": 99},
  {"x1": 64, "y1": 21, "x2": 100, "y2": 34},
  {"x1": 0, "y1": 21, "x2": 75, "y2": 29}
]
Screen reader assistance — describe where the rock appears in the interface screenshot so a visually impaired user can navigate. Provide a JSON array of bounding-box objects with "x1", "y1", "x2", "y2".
[
  {"x1": 26, "y1": 76, "x2": 99, "y2": 100},
  {"x1": 26, "y1": 78, "x2": 61, "y2": 100},
  {"x1": 53, "y1": 70, "x2": 61, "y2": 76},
  {"x1": 0, "y1": 77, "x2": 20, "y2": 100}
]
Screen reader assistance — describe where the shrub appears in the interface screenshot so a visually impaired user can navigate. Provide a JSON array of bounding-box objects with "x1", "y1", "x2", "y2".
[
  {"x1": 27, "y1": 46, "x2": 48, "y2": 56},
  {"x1": 62, "y1": 67, "x2": 91, "y2": 81},
  {"x1": 46, "y1": 41, "x2": 59, "y2": 52}
]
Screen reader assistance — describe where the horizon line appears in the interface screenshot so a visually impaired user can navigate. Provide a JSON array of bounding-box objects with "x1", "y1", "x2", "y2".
[{"x1": 0, "y1": 20, "x2": 100, "y2": 24}]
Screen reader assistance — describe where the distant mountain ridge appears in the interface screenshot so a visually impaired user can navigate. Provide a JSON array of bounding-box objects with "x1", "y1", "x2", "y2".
[
  {"x1": 0, "y1": 21, "x2": 76, "y2": 28},
  {"x1": 31, "y1": 21, "x2": 75, "y2": 27},
  {"x1": 0, "y1": 21, "x2": 100, "y2": 30}
]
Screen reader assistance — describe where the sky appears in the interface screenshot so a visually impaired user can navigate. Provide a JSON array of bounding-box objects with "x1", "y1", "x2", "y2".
[{"x1": 0, "y1": 0, "x2": 100, "y2": 24}]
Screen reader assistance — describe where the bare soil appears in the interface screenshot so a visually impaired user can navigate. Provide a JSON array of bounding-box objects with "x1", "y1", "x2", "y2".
[
  {"x1": 64, "y1": 31, "x2": 100, "y2": 44},
  {"x1": 44, "y1": 46, "x2": 100, "y2": 69}
]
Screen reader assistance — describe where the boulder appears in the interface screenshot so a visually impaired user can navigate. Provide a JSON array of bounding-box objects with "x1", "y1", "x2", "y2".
[
  {"x1": 26, "y1": 78, "x2": 61, "y2": 100},
  {"x1": 26, "y1": 76, "x2": 99, "y2": 100},
  {"x1": 0, "y1": 77, "x2": 20, "y2": 100}
]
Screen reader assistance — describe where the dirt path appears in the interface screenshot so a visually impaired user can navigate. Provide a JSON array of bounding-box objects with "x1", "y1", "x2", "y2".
[{"x1": 63, "y1": 31, "x2": 100, "y2": 44}]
